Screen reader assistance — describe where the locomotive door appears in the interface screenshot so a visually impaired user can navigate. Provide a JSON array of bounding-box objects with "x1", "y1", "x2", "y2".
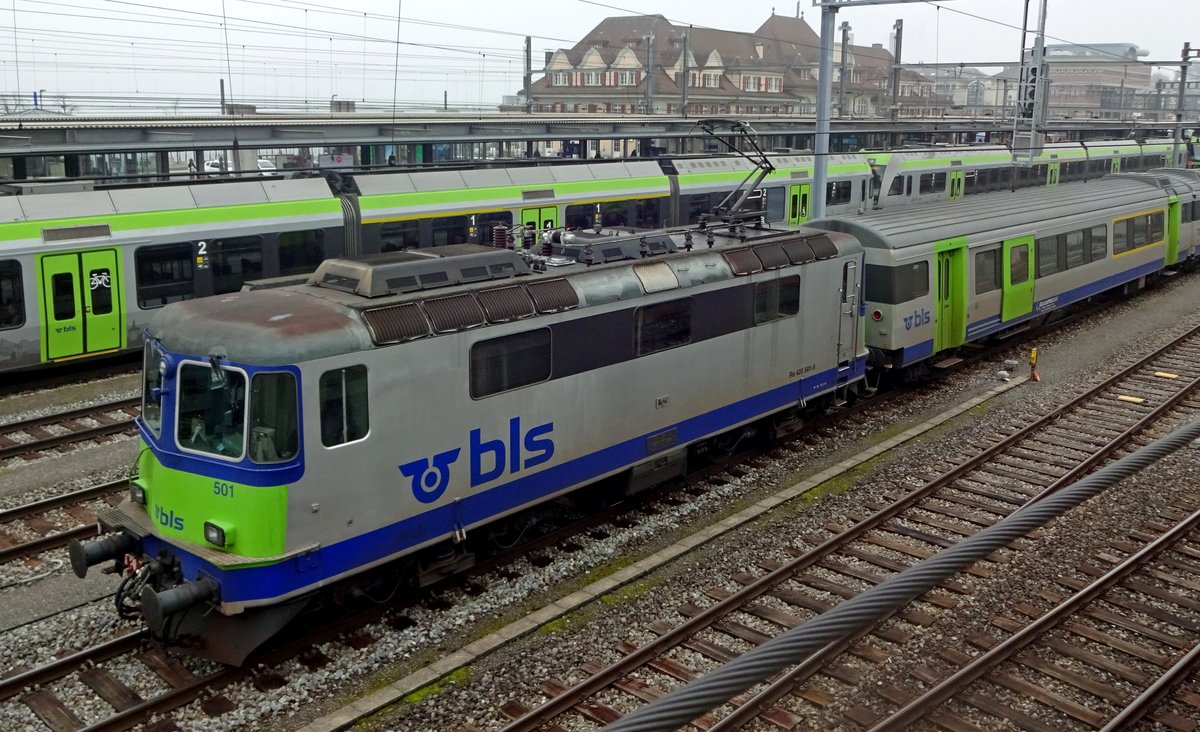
[
  {"x1": 38, "y1": 249, "x2": 124, "y2": 361},
  {"x1": 1000, "y1": 235, "x2": 1034, "y2": 323},
  {"x1": 837, "y1": 260, "x2": 859, "y2": 365},
  {"x1": 520, "y1": 206, "x2": 558, "y2": 231},
  {"x1": 933, "y1": 238, "x2": 967, "y2": 352},
  {"x1": 787, "y1": 184, "x2": 811, "y2": 225},
  {"x1": 948, "y1": 170, "x2": 965, "y2": 201}
]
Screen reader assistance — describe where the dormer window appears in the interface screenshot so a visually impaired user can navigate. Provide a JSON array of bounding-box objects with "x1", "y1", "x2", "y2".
[{"x1": 552, "y1": 72, "x2": 568, "y2": 86}]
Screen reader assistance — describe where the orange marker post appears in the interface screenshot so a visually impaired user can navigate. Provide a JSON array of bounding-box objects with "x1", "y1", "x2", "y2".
[{"x1": 1030, "y1": 347, "x2": 1041, "y2": 383}]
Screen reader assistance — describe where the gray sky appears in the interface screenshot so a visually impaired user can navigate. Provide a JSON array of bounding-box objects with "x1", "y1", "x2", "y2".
[{"x1": 2, "y1": 0, "x2": 1194, "y2": 113}]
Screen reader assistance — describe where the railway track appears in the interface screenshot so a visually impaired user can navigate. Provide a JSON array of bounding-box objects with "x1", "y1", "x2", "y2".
[
  {"x1": 870, "y1": 500, "x2": 1200, "y2": 731},
  {"x1": 0, "y1": 398, "x2": 141, "y2": 462},
  {"x1": 495, "y1": 323, "x2": 1200, "y2": 731},
  {"x1": 0, "y1": 479, "x2": 130, "y2": 567}
]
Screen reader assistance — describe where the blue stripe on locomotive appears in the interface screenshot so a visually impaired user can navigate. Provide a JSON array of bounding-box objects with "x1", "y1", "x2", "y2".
[{"x1": 142, "y1": 358, "x2": 866, "y2": 604}]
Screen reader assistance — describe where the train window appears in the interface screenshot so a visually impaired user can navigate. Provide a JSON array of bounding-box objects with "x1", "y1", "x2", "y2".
[
  {"x1": 1182, "y1": 203, "x2": 1193, "y2": 225},
  {"x1": 136, "y1": 243, "x2": 194, "y2": 308},
  {"x1": 51, "y1": 273, "x2": 75, "y2": 321},
  {"x1": 211, "y1": 236, "x2": 263, "y2": 294},
  {"x1": 863, "y1": 262, "x2": 928, "y2": 304},
  {"x1": 1089, "y1": 223, "x2": 1104, "y2": 260},
  {"x1": 470, "y1": 328, "x2": 552, "y2": 399},
  {"x1": 1149, "y1": 211, "x2": 1165, "y2": 243},
  {"x1": 974, "y1": 250, "x2": 1000, "y2": 294},
  {"x1": 963, "y1": 170, "x2": 978, "y2": 195},
  {"x1": 564, "y1": 203, "x2": 596, "y2": 229},
  {"x1": 600, "y1": 200, "x2": 630, "y2": 228},
  {"x1": 1009, "y1": 245, "x2": 1029, "y2": 284},
  {"x1": 279, "y1": 229, "x2": 326, "y2": 276},
  {"x1": 826, "y1": 181, "x2": 852, "y2": 206},
  {"x1": 1113, "y1": 219, "x2": 1132, "y2": 254},
  {"x1": 635, "y1": 198, "x2": 663, "y2": 228},
  {"x1": 1132, "y1": 215, "x2": 1148, "y2": 248},
  {"x1": 887, "y1": 176, "x2": 904, "y2": 197},
  {"x1": 0, "y1": 260, "x2": 23, "y2": 329},
  {"x1": 918, "y1": 172, "x2": 946, "y2": 195},
  {"x1": 249, "y1": 372, "x2": 299, "y2": 463},
  {"x1": 636, "y1": 298, "x2": 692, "y2": 356},
  {"x1": 431, "y1": 215, "x2": 472, "y2": 246},
  {"x1": 754, "y1": 276, "x2": 801, "y2": 324},
  {"x1": 88, "y1": 268, "x2": 113, "y2": 315},
  {"x1": 319, "y1": 365, "x2": 369, "y2": 447},
  {"x1": 1065, "y1": 231, "x2": 1087, "y2": 269},
  {"x1": 1035, "y1": 235, "x2": 1062, "y2": 278},
  {"x1": 176, "y1": 363, "x2": 247, "y2": 460},
  {"x1": 379, "y1": 221, "x2": 420, "y2": 251},
  {"x1": 766, "y1": 186, "x2": 785, "y2": 222},
  {"x1": 476, "y1": 212, "x2": 513, "y2": 246}
]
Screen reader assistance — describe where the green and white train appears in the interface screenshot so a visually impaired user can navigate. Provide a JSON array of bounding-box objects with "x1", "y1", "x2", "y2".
[{"x1": 0, "y1": 140, "x2": 1178, "y2": 374}]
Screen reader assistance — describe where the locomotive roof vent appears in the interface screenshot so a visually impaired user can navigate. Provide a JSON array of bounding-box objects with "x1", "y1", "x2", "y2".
[{"x1": 310, "y1": 244, "x2": 531, "y2": 298}]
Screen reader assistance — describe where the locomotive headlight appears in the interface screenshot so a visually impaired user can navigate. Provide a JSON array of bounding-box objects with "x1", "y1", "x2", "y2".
[
  {"x1": 129, "y1": 483, "x2": 146, "y2": 505},
  {"x1": 203, "y1": 521, "x2": 235, "y2": 548}
]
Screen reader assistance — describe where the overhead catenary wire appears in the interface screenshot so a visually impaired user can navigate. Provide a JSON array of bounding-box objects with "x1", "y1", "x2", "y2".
[{"x1": 602, "y1": 416, "x2": 1200, "y2": 731}]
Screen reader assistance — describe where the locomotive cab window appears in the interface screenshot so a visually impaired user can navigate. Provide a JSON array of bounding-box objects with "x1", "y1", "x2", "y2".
[
  {"x1": 319, "y1": 365, "x2": 369, "y2": 447},
  {"x1": 249, "y1": 372, "x2": 299, "y2": 463},
  {"x1": 636, "y1": 299, "x2": 692, "y2": 356},
  {"x1": 142, "y1": 341, "x2": 164, "y2": 437},
  {"x1": 0, "y1": 260, "x2": 24, "y2": 329},
  {"x1": 176, "y1": 362, "x2": 247, "y2": 460},
  {"x1": 470, "y1": 328, "x2": 552, "y2": 399},
  {"x1": 754, "y1": 276, "x2": 801, "y2": 324}
]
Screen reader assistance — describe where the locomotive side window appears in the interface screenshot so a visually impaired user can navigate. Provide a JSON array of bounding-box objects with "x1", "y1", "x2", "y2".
[
  {"x1": 177, "y1": 363, "x2": 247, "y2": 460},
  {"x1": 142, "y1": 341, "x2": 163, "y2": 437},
  {"x1": 211, "y1": 236, "x2": 263, "y2": 294},
  {"x1": 974, "y1": 250, "x2": 1000, "y2": 294},
  {"x1": 470, "y1": 328, "x2": 552, "y2": 399},
  {"x1": 0, "y1": 260, "x2": 24, "y2": 329},
  {"x1": 754, "y1": 276, "x2": 801, "y2": 324},
  {"x1": 319, "y1": 365, "x2": 369, "y2": 447},
  {"x1": 249, "y1": 372, "x2": 299, "y2": 463},
  {"x1": 278, "y1": 229, "x2": 326, "y2": 276},
  {"x1": 636, "y1": 298, "x2": 692, "y2": 356},
  {"x1": 136, "y1": 243, "x2": 195, "y2": 308}
]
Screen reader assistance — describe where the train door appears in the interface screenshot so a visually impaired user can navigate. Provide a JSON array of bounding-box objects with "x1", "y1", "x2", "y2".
[
  {"x1": 1000, "y1": 236, "x2": 1034, "y2": 323},
  {"x1": 837, "y1": 260, "x2": 858, "y2": 365},
  {"x1": 948, "y1": 170, "x2": 964, "y2": 201},
  {"x1": 787, "y1": 184, "x2": 810, "y2": 225},
  {"x1": 1047, "y1": 163, "x2": 1061, "y2": 187},
  {"x1": 520, "y1": 206, "x2": 558, "y2": 230},
  {"x1": 38, "y1": 248, "x2": 124, "y2": 361},
  {"x1": 933, "y1": 238, "x2": 967, "y2": 351},
  {"x1": 1110, "y1": 157, "x2": 1121, "y2": 174},
  {"x1": 1167, "y1": 196, "x2": 1181, "y2": 265}
]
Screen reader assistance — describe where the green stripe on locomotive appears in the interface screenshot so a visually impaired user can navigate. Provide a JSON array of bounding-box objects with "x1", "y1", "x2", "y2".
[
  {"x1": 135, "y1": 442, "x2": 289, "y2": 559},
  {"x1": 0, "y1": 198, "x2": 342, "y2": 243}
]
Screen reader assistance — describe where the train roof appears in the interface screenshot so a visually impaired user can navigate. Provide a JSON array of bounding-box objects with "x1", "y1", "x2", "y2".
[
  {"x1": 354, "y1": 160, "x2": 667, "y2": 196},
  {"x1": 148, "y1": 224, "x2": 862, "y2": 365},
  {"x1": 807, "y1": 173, "x2": 1187, "y2": 252},
  {"x1": 0, "y1": 177, "x2": 334, "y2": 224}
]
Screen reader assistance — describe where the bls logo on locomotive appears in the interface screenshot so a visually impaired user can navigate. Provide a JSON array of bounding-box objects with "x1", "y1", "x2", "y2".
[{"x1": 399, "y1": 417, "x2": 555, "y2": 504}]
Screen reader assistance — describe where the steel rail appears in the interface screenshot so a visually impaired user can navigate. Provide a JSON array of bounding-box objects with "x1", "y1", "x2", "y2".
[{"x1": 0, "y1": 631, "x2": 149, "y2": 702}]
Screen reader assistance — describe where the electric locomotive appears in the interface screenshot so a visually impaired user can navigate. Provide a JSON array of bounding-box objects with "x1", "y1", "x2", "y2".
[{"x1": 69, "y1": 216, "x2": 868, "y2": 664}]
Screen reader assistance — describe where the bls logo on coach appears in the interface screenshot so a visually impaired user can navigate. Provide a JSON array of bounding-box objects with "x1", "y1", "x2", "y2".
[{"x1": 399, "y1": 417, "x2": 556, "y2": 504}]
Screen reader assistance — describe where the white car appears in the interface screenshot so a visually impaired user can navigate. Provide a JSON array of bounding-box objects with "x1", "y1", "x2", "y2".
[
  {"x1": 256, "y1": 159, "x2": 278, "y2": 176},
  {"x1": 203, "y1": 159, "x2": 224, "y2": 173}
]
